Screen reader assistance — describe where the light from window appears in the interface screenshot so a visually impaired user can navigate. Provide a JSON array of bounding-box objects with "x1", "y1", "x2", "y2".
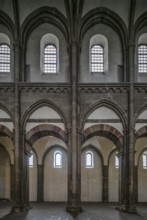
[
  {"x1": 44, "y1": 44, "x2": 57, "y2": 73},
  {"x1": 0, "y1": 44, "x2": 10, "y2": 72},
  {"x1": 86, "y1": 151, "x2": 94, "y2": 168},
  {"x1": 91, "y1": 45, "x2": 104, "y2": 72},
  {"x1": 54, "y1": 150, "x2": 62, "y2": 168},
  {"x1": 29, "y1": 153, "x2": 33, "y2": 167},
  {"x1": 115, "y1": 154, "x2": 119, "y2": 169},
  {"x1": 143, "y1": 152, "x2": 147, "y2": 169},
  {"x1": 138, "y1": 45, "x2": 147, "y2": 73}
]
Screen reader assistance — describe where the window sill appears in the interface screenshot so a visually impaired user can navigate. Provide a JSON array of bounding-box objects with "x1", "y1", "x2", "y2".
[{"x1": 41, "y1": 72, "x2": 59, "y2": 75}]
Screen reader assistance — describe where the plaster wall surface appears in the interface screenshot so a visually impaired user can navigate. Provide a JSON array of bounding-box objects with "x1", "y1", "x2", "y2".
[
  {"x1": 43, "y1": 148, "x2": 67, "y2": 201},
  {"x1": 81, "y1": 149, "x2": 102, "y2": 201},
  {"x1": 0, "y1": 147, "x2": 10, "y2": 199}
]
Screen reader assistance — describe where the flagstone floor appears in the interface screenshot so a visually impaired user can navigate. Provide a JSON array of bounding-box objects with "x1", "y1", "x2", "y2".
[{"x1": 0, "y1": 201, "x2": 147, "y2": 220}]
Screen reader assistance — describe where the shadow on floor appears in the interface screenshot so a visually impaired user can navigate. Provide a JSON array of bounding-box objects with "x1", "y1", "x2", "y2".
[{"x1": 0, "y1": 202, "x2": 147, "y2": 220}]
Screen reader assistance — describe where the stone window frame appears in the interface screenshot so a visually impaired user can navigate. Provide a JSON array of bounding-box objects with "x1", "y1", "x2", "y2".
[{"x1": 40, "y1": 33, "x2": 59, "y2": 75}]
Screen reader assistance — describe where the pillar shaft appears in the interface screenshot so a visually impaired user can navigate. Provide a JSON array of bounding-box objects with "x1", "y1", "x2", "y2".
[
  {"x1": 66, "y1": 42, "x2": 82, "y2": 215},
  {"x1": 102, "y1": 165, "x2": 108, "y2": 202},
  {"x1": 37, "y1": 165, "x2": 44, "y2": 202}
]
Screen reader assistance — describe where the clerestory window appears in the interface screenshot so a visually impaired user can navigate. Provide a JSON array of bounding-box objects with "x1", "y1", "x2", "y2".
[
  {"x1": 138, "y1": 45, "x2": 147, "y2": 73},
  {"x1": 0, "y1": 44, "x2": 10, "y2": 73},
  {"x1": 91, "y1": 45, "x2": 104, "y2": 73},
  {"x1": 44, "y1": 44, "x2": 57, "y2": 73}
]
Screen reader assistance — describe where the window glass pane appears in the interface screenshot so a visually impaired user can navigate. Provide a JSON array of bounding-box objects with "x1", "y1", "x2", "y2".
[
  {"x1": 138, "y1": 45, "x2": 147, "y2": 73},
  {"x1": 29, "y1": 154, "x2": 33, "y2": 167},
  {"x1": 91, "y1": 45, "x2": 104, "y2": 72},
  {"x1": 44, "y1": 44, "x2": 57, "y2": 73},
  {"x1": 86, "y1": 151, "x2": 93, "y2": 168},
  {"x1": 0, "y1": 44, "x2": 10, "y2": 72},
  {"x1": 54, "y1": 151, "x2": 62, "y2": 168},
  {"x1": 115, "y1": 155, "x2": 119, "y2": 168},
  {"x1": 143, "y1": 152, "x2": 147, "y2": 169}
]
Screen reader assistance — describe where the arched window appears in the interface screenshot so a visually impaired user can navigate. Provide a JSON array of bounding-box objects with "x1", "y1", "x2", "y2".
[
  {"x1": 91, "y1": 45, "x2": 104, "y2": 73},
  {"x1": 115, "y1": 154, "x2": 119, "y2": 169},
  {"x1": 0, "y1": 44, "x2": 10, "y2": 72},
  {"x1": 138, "y1": 45, "x2": 147, "y2": 73},
  {"x1": 44, "y1": 44, "x2": 57, "y2": 73},
  {"x1": 54, "y1": 150, "x2": 62, "y2": 168},
  {"x1": 86, "y1": 151, "x2": 94, "y2": 168},
  {"x1": 142, "y1": 152, "x2": 147, "y2": 169},
  {"x1": 29, "y1": 152, "x2": 33, "y2": 167}
]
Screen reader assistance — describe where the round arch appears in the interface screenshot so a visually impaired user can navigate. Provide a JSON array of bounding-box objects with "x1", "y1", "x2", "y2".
[
  {"x1": 26, "y1": 124, "x2": 66, "y2": 146},
  {"x1": 81, "y1": 144, "x2": 104, "y2": 166},
  {"x1": 0, "y1": 143, "x2": 11, "y2": 164},
  {"x1": 83, "y1": 124, "x2": 123, "y2": 152},
  {"x1": 0, "y1": 124, "x2": 13, "y2": 139},
  {"x1": 42, "y1": 144, "x2": 67, "y2": 165},
  {"x1": 135, "y1": 126, "x2": 147, "y2": 139},
  {"x1": 137, "y1": 146, "x2": 147, "y2": 166}
]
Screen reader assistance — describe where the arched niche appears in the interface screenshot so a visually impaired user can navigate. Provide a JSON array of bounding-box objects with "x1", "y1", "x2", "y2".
[
  {"x1": 80, "y1": 23, "x2": 123, "y2": 83},
  {"x1": 40, "y1": 33, "x2": 59, "y2": 73},
  {"x1": 89, "y1": 34, "x2": 108, "y2": 74},
  {"x1": 25, "y1": 22, "x2": 69, "y2": 82}
]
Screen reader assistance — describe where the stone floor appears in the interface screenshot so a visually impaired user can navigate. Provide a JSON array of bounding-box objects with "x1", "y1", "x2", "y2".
[{"x1": 0, "y1": 202, "x2": 147, "y2": 220}]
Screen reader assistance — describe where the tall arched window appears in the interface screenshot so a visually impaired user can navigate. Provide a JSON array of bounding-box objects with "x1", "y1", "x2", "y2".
[
  {"x1": 138, "y1": 45, "x2": 147, "y2": 73},
  {"x1": 142, "y1": 151, "x2": 147, "y2": 169},
  {"x1": 86, "y1": 151, "x2": 94, "y2": 168},
  {"x1": 44, "y1": 44, "x2": 57, "y2": 73},
  {"x1": 91, "y1": 45, "x2": 104, "y2": 73},
  {"x1": 54, "y1": 150, "x2": 62, "y2": 168},
  {"x1": 0, "y1": 44, "x2": 10, "y2": 72}
]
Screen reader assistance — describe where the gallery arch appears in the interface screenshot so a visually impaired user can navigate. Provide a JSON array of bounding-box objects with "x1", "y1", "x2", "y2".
[{"x1": 24, "y1": 103, "x2": 68, "y2": 202}]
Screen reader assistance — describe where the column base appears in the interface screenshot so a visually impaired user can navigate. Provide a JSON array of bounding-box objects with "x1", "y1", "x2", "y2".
[
  {"x1": 115, "y1": 203, "x2": 137, "y2": 213},
  {"x1": 66, "y1": 205, "x2": 82, "y2": 217},
  {"x1": 115, "y1": 204, "x2": 128, "y2": 212},
  {"x1": 127, "y1": 205, "x2": 137, "y2": 213},
  {"x1": 11, "y1": 203, "x2": 31, "y2": 213}
]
